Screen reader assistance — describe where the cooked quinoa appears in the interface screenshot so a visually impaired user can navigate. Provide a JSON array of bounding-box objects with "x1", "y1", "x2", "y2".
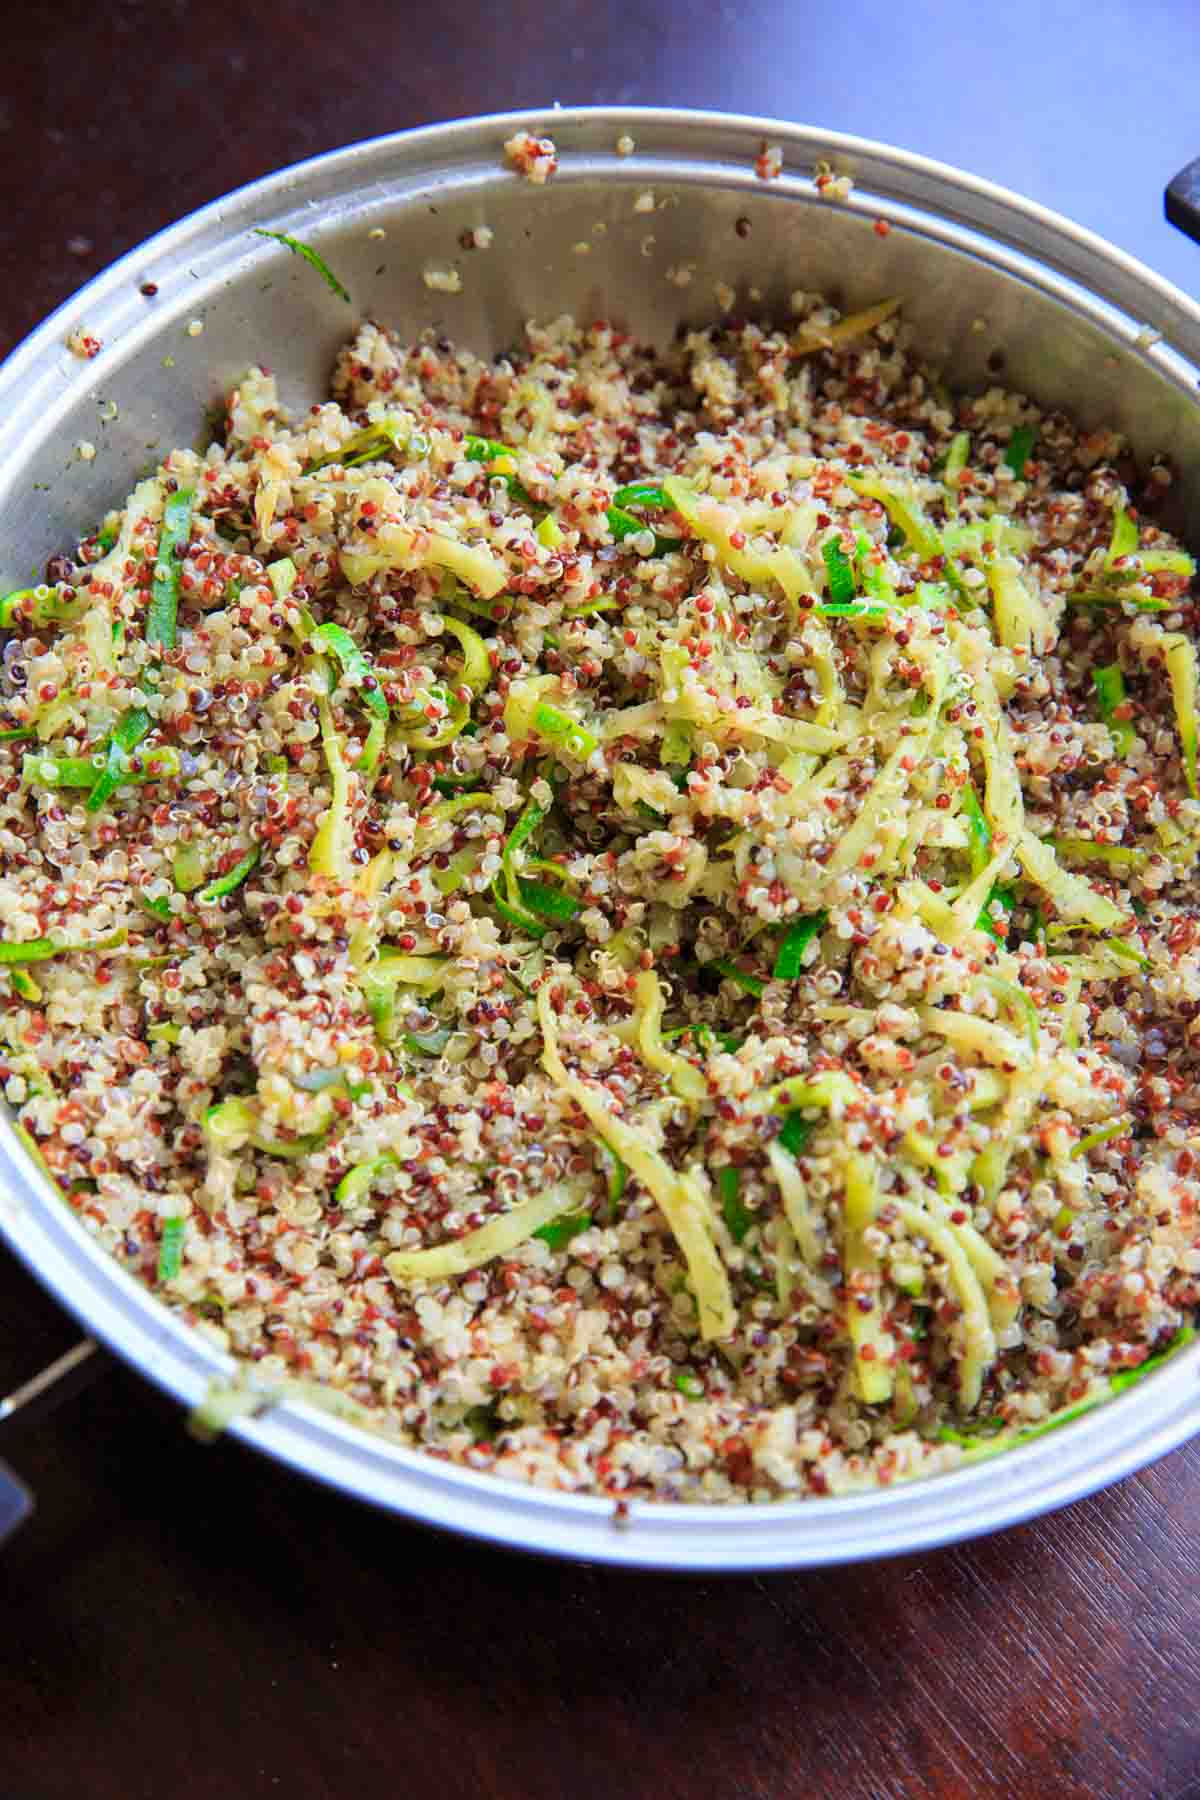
[{"x1": 3, "y1": 298, "x2": 1199, "y2": 1503}]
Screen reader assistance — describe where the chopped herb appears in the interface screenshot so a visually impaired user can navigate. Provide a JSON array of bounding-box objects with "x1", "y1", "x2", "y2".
[
  {"x1": 463, "y1": 1400, "x2": 504, "y2": 1442},
  {"x1": 491, "y1": 799, "x2": 551, "y2": 936},
  {"x1": 980, "y1": 885, "x2": 1016, "y2": 942},
  {"x1": 463, "y1": 434, "x2": 515, "y2": 464},
  {"x1": 960, "y1": 781, "x2": 991, "y2": 877}
]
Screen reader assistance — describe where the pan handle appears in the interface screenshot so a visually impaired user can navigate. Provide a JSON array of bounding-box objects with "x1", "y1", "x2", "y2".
[
  {"x1": 1166, "y1": 158, "x2": 1200, "y2": 242},
  {"x1": 0, "y1": 1339, "x2": 105, "y2": 1544}
]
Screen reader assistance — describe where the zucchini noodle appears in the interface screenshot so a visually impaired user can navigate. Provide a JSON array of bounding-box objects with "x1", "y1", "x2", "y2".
[
  {"x1": 384, "y1": 1181, "x2": 587, "y2": 1281},
  {"x1": 842, "y1": 1152, "x2": 894, "y2": 1404},
  {"x1": 893, "y1": 1198, "x2": 996, "y2": 1410},
  {"x1": 632, "y1": 969, "x2": 709, "y2": 1102},
  {"x1": 538, "y1": 983, "x2": 735, "y2": 1340}
]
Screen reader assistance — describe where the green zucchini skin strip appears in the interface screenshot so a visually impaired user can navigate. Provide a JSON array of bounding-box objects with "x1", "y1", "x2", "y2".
[
  {"x1": 612, "y1": 482, "x2": 669, "y2": 510},
  {"x1": 195, "y1": 846, "x2": 261, "y2": 904},
  {"x1": 1003, "y1": 424, "x2": 1037, "y2": 477},
  {"x1": 487, "y1": 798, "x2": 552, "y2": 936},
  {"x1": 1093, "y1": 664, "x2": 1134, "y2": 756},
  {"x1": 86, "y1": 706, "x2": 153, "y2": 812},
  {"x1": 711, "y1": 958, "x2": 765, "y2": 997},
  {"x1": 311, "y1": 622, "x2": 389, "y2": 719},
  {"x1": 773, "y1": 912, "x2": 827, "y2": 980},
  {"x1": 821, "y1": 539, "x2": 856, "y2": 604},
  {"x1": 253, "y1": 229, "x2": 351, "y2": 303},
  {"x1": 147, "y1": 486, "x2": 195, "y2": 651},
  {"x1": 0, "y1": 928, "x2": 126, "y2": 964},
  {"x1": 718, "y1": 1166, "x2": 753, "y2": 1242},
  {"x1": 533, "y1": 1211, "x2": 593, "y2": 1250},
  {"x1": 156, "y1": 1216, "x2": 186, "y2": 1283}
]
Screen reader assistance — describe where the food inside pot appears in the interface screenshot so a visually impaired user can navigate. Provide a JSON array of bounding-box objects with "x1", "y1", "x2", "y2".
[{"x1": 3, "y1": 295, "x2": 1196, "y2": 1500}]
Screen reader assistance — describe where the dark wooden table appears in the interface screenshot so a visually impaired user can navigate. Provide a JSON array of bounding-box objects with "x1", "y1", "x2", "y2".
[{"x1": 4, "y1": 5, "x2": 1200, "y2": 1796}]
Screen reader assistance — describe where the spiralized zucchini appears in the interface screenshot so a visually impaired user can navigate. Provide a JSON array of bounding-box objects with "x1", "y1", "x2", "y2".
[
  {"x1": 632, "y1": 968, "x2": 709, "y2": 1102},
  {"x1": 538, "y1": 983, "x2": 735, "y2": 1340},
  {"x1": 894, "y1": 1198, "x2": 996, "y2": 1409},
  {"x1": 842, "y1": 1152, "x2": 894, "y2": 1404},
  {"x1": 384, "y1": 1180, "x2": 587, "y2": 1281}
]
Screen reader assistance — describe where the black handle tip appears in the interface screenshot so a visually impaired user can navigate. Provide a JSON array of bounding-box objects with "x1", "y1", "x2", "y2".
[{"x1": 1166, "y1": 158, "x2": 1200, "y2": 244}]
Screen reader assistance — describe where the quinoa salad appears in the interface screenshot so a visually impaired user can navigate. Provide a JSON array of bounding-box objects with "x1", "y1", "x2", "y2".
[{"x1": 3, "y1": 296, "x2": 1198, "y2": 1504}]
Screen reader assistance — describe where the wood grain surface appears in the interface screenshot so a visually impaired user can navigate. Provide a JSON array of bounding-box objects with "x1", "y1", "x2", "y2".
[{"x1": 3, "y1": 5, "x2": 1200, "y2": 1797}]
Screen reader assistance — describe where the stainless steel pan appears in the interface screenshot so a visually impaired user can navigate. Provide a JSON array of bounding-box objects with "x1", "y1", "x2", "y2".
[{"x1": 1, "y1": 107, "x2": 1197, "y2": 1569}]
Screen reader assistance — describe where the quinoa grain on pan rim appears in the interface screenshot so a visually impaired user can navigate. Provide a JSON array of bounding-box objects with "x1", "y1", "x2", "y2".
[{"x1": 2, "y1": 298, "x2": 1196, "y2": 1504}]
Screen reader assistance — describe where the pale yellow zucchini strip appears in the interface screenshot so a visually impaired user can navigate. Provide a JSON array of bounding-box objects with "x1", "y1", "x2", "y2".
[
  {"x1": 893, "y1": 1197, "x2": 997, "y2": 1410},
  {"x1": 919, "y1": 1006, "x2": 1033, "y2": 1071},
  {"x1": 633, "y1": 969, "x2": 708, "y2": 1102},
  {"x1": 842, "y1": 1151, "x2": 894, "y2": 1404},
  {"x1": 828, "y1": 647, "x2": 947, "y2": 874},
  {"x1": 972, "y1": 1068, "x2": 1043, "y2": 1204},
  {"x1": 384, "y1": 1182, "x2": 583, "y2": 1282},
  {"x1": 538, "y1": 984, "x2": 735, "y2": 1340},
  {"x1": 793, "y1": 296, "x2": 901, "y2": 355},
  {"x1": 766, "y1": 1141, "x2": 822, "y2": 1267}
]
